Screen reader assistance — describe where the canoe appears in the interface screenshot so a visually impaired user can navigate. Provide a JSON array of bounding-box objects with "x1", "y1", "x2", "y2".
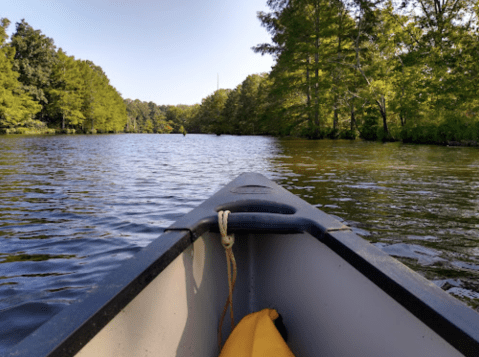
[{"x1": 5, "y1": 173, "x2": 479, "y2": 357}]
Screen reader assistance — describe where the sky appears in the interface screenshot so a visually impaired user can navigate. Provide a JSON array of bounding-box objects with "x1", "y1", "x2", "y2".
[{"x1": 3, "y1": 0, "x2": 276, "y2": 105}]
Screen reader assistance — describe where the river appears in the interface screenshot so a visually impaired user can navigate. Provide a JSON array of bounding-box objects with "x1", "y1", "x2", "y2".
[{"x1": 1, "y1": 134, "x2": 478, "y2": 352}]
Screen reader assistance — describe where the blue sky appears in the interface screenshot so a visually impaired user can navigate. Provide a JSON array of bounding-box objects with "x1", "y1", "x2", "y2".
[{"x1": 3, "y1": 0, "x2": 275, "y2": 105}]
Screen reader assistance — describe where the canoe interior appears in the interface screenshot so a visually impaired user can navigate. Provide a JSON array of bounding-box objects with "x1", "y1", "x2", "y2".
[
  {"x1": 77, "y1": 231, "x2": 462, "y2": 357},
  {"x1": 6, "y1": 173, "x2": 479, "y2": 357}
]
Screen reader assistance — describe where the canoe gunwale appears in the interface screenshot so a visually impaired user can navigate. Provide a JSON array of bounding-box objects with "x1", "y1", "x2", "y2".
[
  {"x1": 168, "y1": 212, "x2": 479, "y2": 356},
  {"x1": 5, "y1": 172, "x2": 479, "y2": 357},
  {"x1": 4, "y1": 229, "x2": 193, "y2": 357}
]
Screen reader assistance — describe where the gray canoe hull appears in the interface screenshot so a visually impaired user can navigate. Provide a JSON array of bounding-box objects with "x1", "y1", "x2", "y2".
[
  {"x1": 76, "y1": 231, "x2": 462, "y2": 357},
  {"x1": 6, "y1": 173, "x2": 479, "y2": 356}
]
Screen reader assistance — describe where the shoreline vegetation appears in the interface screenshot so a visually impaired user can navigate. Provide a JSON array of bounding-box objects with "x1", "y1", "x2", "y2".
[
  {"x1": 2, "y1": 130, "x2": 478, "y2": 148},
  {"x1": 2, "y1": 0, "x2": 479, "y2": 147}
]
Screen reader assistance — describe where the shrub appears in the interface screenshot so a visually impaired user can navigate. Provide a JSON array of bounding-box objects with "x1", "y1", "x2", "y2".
[
  {"x1": 327, "y1": 128, "x2": 340, "y2": 139},
  {"x1": 339, "y1": 129, "x2": 357, "y2": 140},
  {"x1": 24, "y1": 119, "x2": 47, "y2": 130},
  {"x1": 0, "y1": 128, "x2": 16, "y2": 134},
  {"x1": 16, "y1": 127, "x2": 29, "y2": 134},
  {"x1": 359, "y1": 115, "x2": 379, "y2": 141}
]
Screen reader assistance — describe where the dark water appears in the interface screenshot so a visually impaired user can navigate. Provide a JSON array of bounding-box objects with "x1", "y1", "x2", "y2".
[
  {"x1": 272, "y1": 139, "x2": 479, "y2": 307},
  {"x1": 1, "y1": 135, "x2": 478, "y2": 352},
  {"x1": 0, "y1": 134, "x2": 279, "y2": 351}
]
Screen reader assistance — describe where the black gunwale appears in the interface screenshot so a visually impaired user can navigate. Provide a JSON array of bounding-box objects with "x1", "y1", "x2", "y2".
[{"x1": 5, "y1": 172, "x2": 479, "y2": 356}]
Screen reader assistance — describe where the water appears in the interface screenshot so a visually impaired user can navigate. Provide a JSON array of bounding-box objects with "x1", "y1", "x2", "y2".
[
  {"x1": 272, "y1": 139, "x2": 479, "y2": 307},
  {"x1": 0, "y1": 134, "x2": 280, "y2": 351},
  {"x1": 1, "y1": 134, "x2": 478, "y2": 351}
]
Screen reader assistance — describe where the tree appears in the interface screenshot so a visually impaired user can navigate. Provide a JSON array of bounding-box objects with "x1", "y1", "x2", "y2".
[
  {"x1": 0, "y1": 18, "x2": 41, "y2": 129},
  {"x1": 221, "y1": 84, "x2": 242, "y2": 134},
  {"x1": 10, "y1": 19, "x2": 57, "y2": 121},
  {"x1": 255, "y1": 0, "x2": 360, "y2": 137},
  {"x1": 391, "y1": 0, "x2": 479, "y2": 142},
  {"x1": 196, "y1": 89, "x2": 231, "y2": 134},
  {"x1": 77, "y1": 60, "x2": 126, "y2": 133},
  {"x1": 236, "y1": 74, "x2": 266, "y2": 134},
  {"x1": 352, "y1": 2, "x2": 402, "y2": 140},
  {"x1": 47, "y1": 49, "x2": 84, "y2": 129},
  {"x1": 254, "y1": 0, "x2": 320, "y2": 135}
]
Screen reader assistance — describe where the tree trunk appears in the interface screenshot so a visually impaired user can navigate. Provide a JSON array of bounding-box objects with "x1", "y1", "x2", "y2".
[
  {"x1": 350, "y1": 98, "x2": 356, "y2": 132},
  {"x1": 306, "y1": 57, "x2": 312, "y2": 127},
  {"x1": 313, "y1": 1, "x2": 320, "y2": 137},
  {"x1": 376, "y1": 96, "x2": 389, "y2": 139},
  {"x1": 333, "y1": 95, "x2": 339, "y2": 131}
]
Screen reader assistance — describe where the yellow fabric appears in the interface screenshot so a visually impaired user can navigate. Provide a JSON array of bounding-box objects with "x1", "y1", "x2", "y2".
[{"x1": 219, "y1": 309, "x2": 295, "y2": 357}]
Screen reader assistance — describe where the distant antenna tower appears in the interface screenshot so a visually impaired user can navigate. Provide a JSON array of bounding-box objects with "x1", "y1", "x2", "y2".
[{"x1": 217, "y1": 73, "x2": 219, "y2": 90}]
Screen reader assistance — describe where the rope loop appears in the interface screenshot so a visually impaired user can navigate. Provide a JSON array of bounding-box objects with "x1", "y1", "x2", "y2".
[
  {"x1": 218, "y1": 210, "x2": 235, "y2": 249},
  {"x1": 217, "y1": 210, "x2": 237, "y2": 351}
]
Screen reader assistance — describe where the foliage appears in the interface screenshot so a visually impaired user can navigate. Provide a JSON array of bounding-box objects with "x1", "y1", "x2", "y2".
[
  {"x1": 10, "y1": 19, "x2": 57, "y2": 117},
  {"x1": 123, "y1": 100, "x2": 196, "y2": 133},
  {"x1": 78, "y1": 60, "x2": 127, "y2": 133},
  {"x1": 1, "y1": 18, "x2": 127, "y2": 134},
  {"x1": 47, "y1": 49, "x2": 84, "y2": 129},
  {"x1": 0, "y1": 18, "x2": 41, "y2": 128},
  {"x1": 3, "y1": 5, "x2": 478, "y2": 145},
  {"x1": 244, "y1": 0, "x2": 479, "y2": 143},
  {"x1": 193, "y1": 89, "x2": 231, "y2": 134}
]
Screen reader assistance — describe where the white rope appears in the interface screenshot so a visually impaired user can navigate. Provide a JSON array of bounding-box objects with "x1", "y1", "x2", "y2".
[
  {"x1": 219, "y1": 210, "x2": 234, "y2": 249},
  {"x1": 217, "y1": 210, "x2": 237, "y2": 351}
]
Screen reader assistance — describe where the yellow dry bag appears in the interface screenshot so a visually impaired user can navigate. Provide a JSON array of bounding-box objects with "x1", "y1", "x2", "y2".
[{"x1": 219, "y1": 309, "x2": 295, "y2": 357}]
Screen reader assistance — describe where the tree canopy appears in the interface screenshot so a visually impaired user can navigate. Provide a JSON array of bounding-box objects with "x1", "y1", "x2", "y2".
[
  {"x1": 3, "y1": 6, "x2": 478, "y2": 144},
  {"x1": 0, "y1": 18, "x2": 41, "y2": 129},
  {"x1": 1, "y1": 18, "x2": 127, "y2": 133}
]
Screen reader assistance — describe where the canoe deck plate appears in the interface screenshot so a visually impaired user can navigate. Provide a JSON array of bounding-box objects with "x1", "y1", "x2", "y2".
[{"x1": 230, "y1": 185, "x2": 274, "y2": 194}]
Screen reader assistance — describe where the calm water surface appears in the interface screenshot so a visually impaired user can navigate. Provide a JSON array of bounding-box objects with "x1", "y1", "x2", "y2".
[
  {"x1": 0, "y1": 134, "x2": 280, "y2": 351},
  {"x1": 1, "y1": 134, "x2": 478, "y2": 351},
  {"x1": 273, "y1": 139, "x2": 479, "y2": 306}
]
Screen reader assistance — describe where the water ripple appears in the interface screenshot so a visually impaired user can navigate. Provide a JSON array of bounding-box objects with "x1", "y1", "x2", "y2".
[
  {"x1": 273, "y1": 139, "x2": 479, "y2": 312},
  {"x1": 0, "y1": 134, "x2": 280, "y2": 351}
]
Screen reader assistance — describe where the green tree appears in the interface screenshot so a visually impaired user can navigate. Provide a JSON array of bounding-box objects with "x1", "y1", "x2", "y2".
[
  {"x1": 196, "y1": 89, "x2": 230, "y2": 134},
  {"x1": 78, "y1": 60, "x2": 102, "y2": 131},
  {"x1": 47, "y1": 49, "x2": 84, "y2": 129},
  {"x1": 255, "y1": 0, "x2": 360, "y2": 137},
  {"x1": 236, "y1": 74, "x2": 267, "y2": 134},
  {"x1": 77, "y1": 60, "x2": 126, "y2": 133},
  {"x1": 183, "y1": 104, "x2": 201, "y2": 133},
  {"x1": 221, "y1": 84, "x2": 242, "y2": 134},
  {"x1": 10, "y1": 19, "x2": 57, "y2": 121},
  {"x1": 0, "y1": 18, "x2": 41, "y2": 129},
  {"x1": 391, "y1": 0, "x2": 479, "y2": 142},
  {"x1": 255, "y1": 0, "x2": 319, "y2": 135},
  {"x1": 166, "y1": 105, "x2": 195, "y2": 133},
  {"x1": 352, "y1": 2, "x2": 402, "y2": 140}
]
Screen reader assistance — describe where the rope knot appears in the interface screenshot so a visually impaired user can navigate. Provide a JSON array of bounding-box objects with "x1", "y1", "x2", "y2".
[
  {"x1": 218, "y1": 210, "x2": 235, "y2": 249},
  {"x1": 221, "y1": 234, "x2": 234, "y2": 249},
  {"x1": 217, "y1": 210, "x2": 237, "y2": 350}
]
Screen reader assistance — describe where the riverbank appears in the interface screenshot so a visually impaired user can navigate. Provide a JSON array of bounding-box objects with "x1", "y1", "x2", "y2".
[
  {"x1": 0, "y1": 128, "x2": 56, "y2": 135},
  {"x1": 1, "y1": 129, "x2": 479, "y2": 148},
  {"x1": 0, "y1": 128, "x2": 115, "y2": 135}
]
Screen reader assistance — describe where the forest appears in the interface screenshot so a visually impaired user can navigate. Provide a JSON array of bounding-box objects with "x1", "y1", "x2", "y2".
[
  {"x1": 2, "y1": 0, "x2": 479, "y2": 145},
  {"x1": 127, "y1": 0, "x2": 479, "y2": 145},
  {"x1": 247, "y1": 0, "x2": 479, "y2": 144},
  {"x1": 0, "y1": 18, "x2": 127, "y2": 134}
]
